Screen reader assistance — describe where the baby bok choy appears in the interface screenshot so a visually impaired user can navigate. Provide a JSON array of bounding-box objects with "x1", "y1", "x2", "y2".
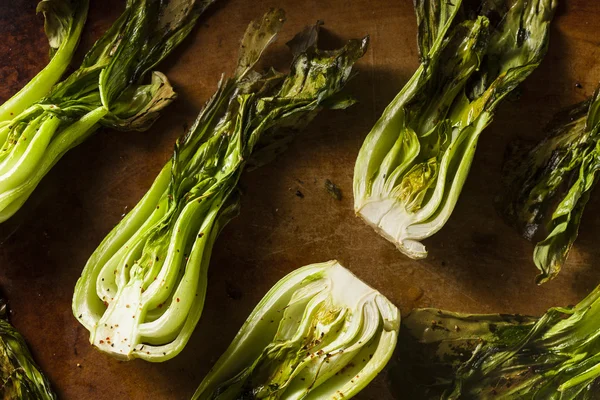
[
  {"x1": 402, "y1": 285, "x2": 600, "y2": 399},
  {"x1": 498, "y1": 90, "x2": 600, "y2": 284},
  {"x1": 353, "y1": 0, "x2": 556, "y2": 259},
  {"x1": 0, "y1": 296, "x2": 56, "y2": 400},
  {"x1": 0, "y1": 0, "x2": 89, "y2": 122},
  {"x1": 0, "y1": 0, "x2": 216, "y2": 223},
  {"x1": 72, "y1": 9, "x2": 368, "y2": 362},
  {"x1": 192, "y1": 260, "x2": 400, "y2": 400}
]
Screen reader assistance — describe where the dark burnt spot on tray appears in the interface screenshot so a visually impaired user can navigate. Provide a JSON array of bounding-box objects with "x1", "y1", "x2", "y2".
[
  {"x1": 470, "y1": 231, "x2": 498, "y2": 248},
  {"x1": 226, "y1": 281, "x2": 243, "y2": 301}
]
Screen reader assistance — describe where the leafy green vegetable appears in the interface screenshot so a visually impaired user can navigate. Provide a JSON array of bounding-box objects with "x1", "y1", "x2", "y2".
[
  {"x1": 353, "y1": 0, "x2": 557, "y2": 259},
  {"x1": 0, "y1": 0, "x2": 216, "y2": 223},
  {"x1": 193, "y1": 260, "x2": 399, "y2": 400},
  {"x1": 403, "y1": 285, "x2": 600, "y2": 399},
  {"x1": 498, "y1": 90, "x2": 600, "y2": 284},
  {"x1": 0, "y1": 295, "x2": 56, "y2": 399},
  {"x1": 0, "y1": 0, "x2": 89, "y2": 123},
  {"x1": 72, "y1": 9, "x2": 368, "y2": 362}
]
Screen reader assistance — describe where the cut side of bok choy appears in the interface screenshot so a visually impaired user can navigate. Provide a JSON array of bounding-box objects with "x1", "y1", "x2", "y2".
[
  {"x1": 0, "y1": 296, "x2": 56, "y2": 400},
  {"x1": 192, "y1": 260, "x2": 400, "y2": 400},
  {"x1": 402, "y1": 284, "x2": 600, "y2": 399},
  {"x1": 498, "y1": 89, "x2": 600, "y2": 284},
  {"x1": 0, "y1": 0, "x2": 216, "y2": 223},
  {"x1": 353, "y1": 0, "x2": 557, "y2": 259},
  {"x1": 0, "y1": 0, "x2": 89, "y2": 123},
  {"x1": 72, "y1": 9, "x2": 369, "y2": 362}
]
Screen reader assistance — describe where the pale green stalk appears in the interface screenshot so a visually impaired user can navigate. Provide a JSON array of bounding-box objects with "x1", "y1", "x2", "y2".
[
  {"x1": 0, "y1": 0, "x2": 216, "y2": 222},
  {"x1": 72, "y1": 9, "x2": 368, "y2": 362},
  {"x1": 0, "y1": 0, "x2": 89, "y2": 122}
]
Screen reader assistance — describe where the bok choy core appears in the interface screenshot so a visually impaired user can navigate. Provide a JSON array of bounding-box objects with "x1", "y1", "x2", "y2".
[
  {"x1": 0, "y1": 296, "x2": 56, "y2": 399},
  {"x1": 72, "y1": 9, "x2": 368, "y2": 362},
  {"x1": 498, "y1": 90, "x2": 600, "y2": 284},
  {"x1": 403, "y1": 286, "x2": 600, "y2": 399},
  {"x1": 353, "y1": 0, "x2": 556, "y2": 259},
  {"x1": 0, "y1": 0, "x2": 89, "y2": 122},
  {"x1": 192, "y1": 260, "x2": 400, "y2": 400},
  {"x1": 0, "y1": 0, "x2": 216, "y2": 223}
]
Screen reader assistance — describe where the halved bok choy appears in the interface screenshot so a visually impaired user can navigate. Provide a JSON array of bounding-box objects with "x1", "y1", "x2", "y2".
[
  {"x1": 72, "y1": 9, "x2": 369, "y2": 362},
  {"x1": 193, "y1": 261, "x2": 399, "y2": 400}
]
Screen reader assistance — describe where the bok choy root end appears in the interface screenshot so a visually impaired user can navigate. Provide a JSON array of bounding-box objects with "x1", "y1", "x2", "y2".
[
  {"x1": 353, "y1": 0, "x2": 556, "y2": 259},
  {"x1": 193, "y1": 260, "x2": 400, "y2": 400},
  {"x1": 72, "y1": 9, "x2": 369, "y2": 362}
]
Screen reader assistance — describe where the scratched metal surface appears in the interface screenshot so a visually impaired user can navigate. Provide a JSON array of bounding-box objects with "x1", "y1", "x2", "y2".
[{"x1": 0, "y1": 0, "x2": 598, "y2": 399}]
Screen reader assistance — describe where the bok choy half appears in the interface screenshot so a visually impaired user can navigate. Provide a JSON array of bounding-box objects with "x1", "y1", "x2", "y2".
[
  {"x1": 498, "y1": 90, "x2": 600, "y2": 284},
  {"x1": 72, "y1": 9, "x2": 369, "y2": 362},
  {"x1": 353, "y1": 0, "x2": 556, "y2": 259},
  {"x1": 0, "y1": 0, "x2": 216, "y2": 223},
  {"x1": 402, "y1": 285, "x2": 600, "y2": 399},
  {"x1": 193, "y1": 260, "x2": 400, "y2": 400}
]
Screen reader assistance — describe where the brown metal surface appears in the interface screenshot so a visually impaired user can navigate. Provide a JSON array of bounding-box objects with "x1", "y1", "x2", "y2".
[{"x1": 0, "y1": 0, "x2": 598, "y2": 399}]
